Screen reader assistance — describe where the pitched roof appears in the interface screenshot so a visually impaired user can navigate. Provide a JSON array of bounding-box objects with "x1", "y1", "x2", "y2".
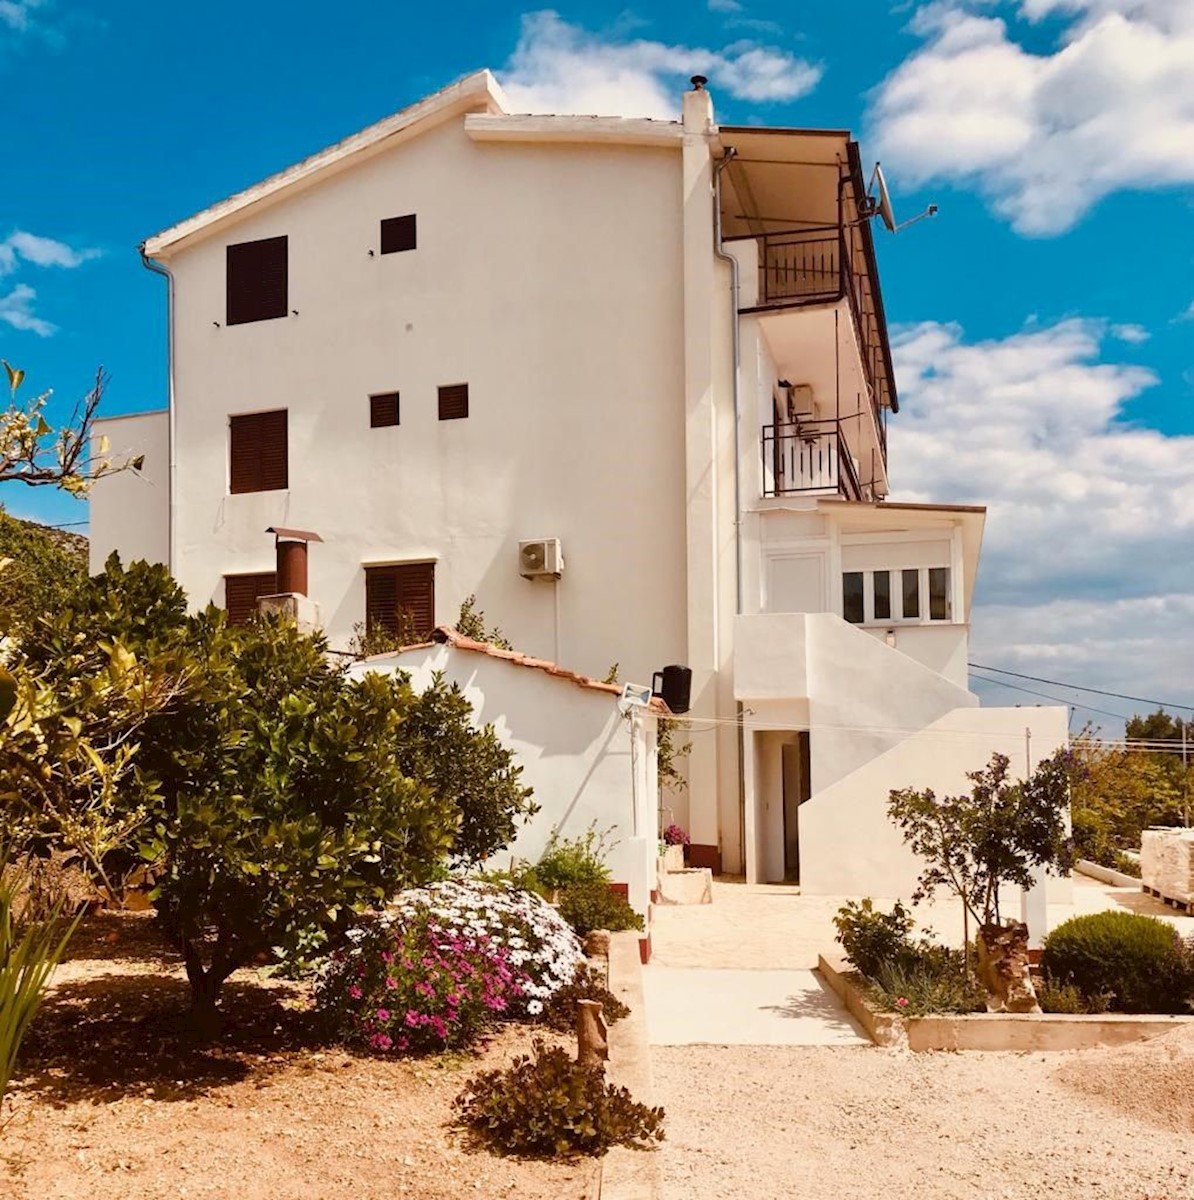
[
  {"x1": 360, "y1": 625, "x2": 671, "y2": 713},
  {"x1": 142, "y1": 70, "x2": 508, "y2": 257}
]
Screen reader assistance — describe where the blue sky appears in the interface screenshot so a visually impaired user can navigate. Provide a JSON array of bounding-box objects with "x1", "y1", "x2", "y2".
[{"x1": 2, "y1": 0, "x2": 1193, "y2": 723}]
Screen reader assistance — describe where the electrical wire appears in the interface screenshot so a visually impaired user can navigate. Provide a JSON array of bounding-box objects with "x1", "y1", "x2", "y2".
[
  {"x1": 969, "y1": 662, "x2": 1194, "y2": 713},
  {"x1": 967, "y1": 669, "x2": 1135, "y2": 724}
]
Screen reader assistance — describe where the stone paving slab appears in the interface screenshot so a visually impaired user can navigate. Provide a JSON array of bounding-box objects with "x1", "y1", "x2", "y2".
[{"x1": 642, "y1": 966, "x2": 870, "y2": 1046}]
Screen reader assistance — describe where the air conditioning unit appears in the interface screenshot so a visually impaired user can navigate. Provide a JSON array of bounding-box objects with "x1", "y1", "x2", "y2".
[
  {"x1": 519, "y1": 538, "x2": 564, "y2": 580},
  {"x1": 787, "y1": 383, "x2": 815, "y2": 423}
]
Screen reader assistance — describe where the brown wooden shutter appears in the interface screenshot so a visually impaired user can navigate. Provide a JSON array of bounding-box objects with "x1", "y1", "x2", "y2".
[
  {"x1": 379, "y1": 215, "x2": 417, "y2": 255},
  {"x1": 438, "y1": 383, "x2": 469, "y2": 421},
  {"x1": 224, "y1": 571, "x2": 278, "y2": 625},
  {"x1": 365, "y1": 562, "x2": 435, "y2": 640},
  {"x1": 230, "y1": 410, "x2": 288, "y2": 493},
  {"x1": 369, "y1": 392, "x2": 400, "y2": 428},
  {"x1": 226, "y1": 236, "x2": 288, "y2": 325}
]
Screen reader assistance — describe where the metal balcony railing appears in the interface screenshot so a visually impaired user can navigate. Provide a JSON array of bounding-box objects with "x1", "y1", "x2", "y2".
[{"x1": 761, "y1": 420, "x2": 863, "y2": 501}]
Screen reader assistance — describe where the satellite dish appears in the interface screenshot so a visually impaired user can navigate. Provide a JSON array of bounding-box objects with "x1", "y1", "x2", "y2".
[
  {"x1": 873, "y1": 163, "x2": 896, "y2": 234},
  {"x1": 863, "y1": 162, "x2": 938, "y2": 234}
]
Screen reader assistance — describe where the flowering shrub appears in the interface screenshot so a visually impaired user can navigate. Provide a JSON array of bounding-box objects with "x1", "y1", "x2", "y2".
[
  {"x1": 316, "y1": 881, "x2": 585, "y2": 1051},
  {"x1": 662, "y1": 823, "x2": 689, "y2": 847}
]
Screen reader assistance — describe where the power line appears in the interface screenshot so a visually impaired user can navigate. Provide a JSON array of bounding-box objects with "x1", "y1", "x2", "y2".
[
  {"x1": 968, "y1": 662, "x2": 1194, "y2": 713},
  {"x1": 967, "y1": 669, "x2": 1135, "y2": 724}
]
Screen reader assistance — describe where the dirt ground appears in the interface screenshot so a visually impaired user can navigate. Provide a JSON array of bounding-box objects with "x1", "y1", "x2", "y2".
[
  {"x1": 653, "y1": 1034, "x2": 1194, "y2": 1200},
  {"x1": 0, "y1": 913, "x2": 594, "y2": 1200}
]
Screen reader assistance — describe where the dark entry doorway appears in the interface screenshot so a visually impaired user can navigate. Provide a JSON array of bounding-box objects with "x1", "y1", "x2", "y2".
[{"x1": 781, "y1": 733, "x2": 811, "y2": 882}]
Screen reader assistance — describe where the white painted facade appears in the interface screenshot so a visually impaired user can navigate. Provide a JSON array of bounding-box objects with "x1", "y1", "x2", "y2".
[
  {"x1": 348, "y1": 638, "x2": 660, "y2": 917},
  {"x1": 90, "y1": 70, "x2": 1068, "y2": 900}
]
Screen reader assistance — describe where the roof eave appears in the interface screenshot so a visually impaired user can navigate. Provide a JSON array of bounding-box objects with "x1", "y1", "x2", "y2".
[{"x1": 143, "y1": 69, "x2": 507, "y2": 259}]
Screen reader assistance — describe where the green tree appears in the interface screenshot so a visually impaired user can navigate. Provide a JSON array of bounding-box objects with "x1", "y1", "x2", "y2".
[
  {"x1": 392, "y1": 671, "x2": 537, "y2": 864},
  {"x1": 0, "y1": 508, "x2": 87, "y2": 638},
  {"x1": 888, "y1": 751, "x2": 1073, "y2": 1003}
]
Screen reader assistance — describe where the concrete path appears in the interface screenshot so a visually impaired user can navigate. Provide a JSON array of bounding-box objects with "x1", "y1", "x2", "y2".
[{"x1": 643, "y1": 881, "x2": 869, "y2": 1047}]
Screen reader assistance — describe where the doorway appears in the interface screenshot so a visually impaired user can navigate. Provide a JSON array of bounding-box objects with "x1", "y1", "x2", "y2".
[{"x1": 781, "y1": 733, "x2": 811, "y2": 882}]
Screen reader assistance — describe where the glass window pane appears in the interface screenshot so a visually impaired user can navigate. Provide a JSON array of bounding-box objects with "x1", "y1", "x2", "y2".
[
  {"x1": 873, "y1": 571, "x2": 891, "y2": 621},
  {"x1": 902, "y1": 569, "x2": 920, "y2": 620},
  {"x1": 843, "y1": 572, "x2": 864, "y2": 624},
  {"x1": 929, "y1": 567, "x2": 950, "y2": 621}
]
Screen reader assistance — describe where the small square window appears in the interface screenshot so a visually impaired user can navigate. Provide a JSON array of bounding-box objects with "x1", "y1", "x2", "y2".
[
  {"x1": 226, "y1": 236, "x2": 288, "y2": 325},
  {"x1": 380, "y1": 214, "x2": 417, "y2": 255},
  {"x1": 438, "y1": 383, "x2": 469, "y2": 421},
  {"x1": 369, "y1": 392, "x2": 400, "y2": 428}
]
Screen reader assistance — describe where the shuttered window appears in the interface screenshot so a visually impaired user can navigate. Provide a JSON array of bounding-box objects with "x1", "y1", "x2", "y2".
[
  {"x1": 438, "y1": 383, "x2": 469, "y2": 421},
  {"x1": 365, "y1": 562, "x2": 435, "y2": 641},
  {"x1": 369, "y1": 392, "x2": 400, "y2": 428},
  {"x1": 380, "y1": 214, "x2": 417, "y2": 255},
  {"x1": 224, "y1": 572, "x2": 278, "y2": 626},
  {"x1": 226, "y1": 236, "x2": 288, "y2": 325},
  {"x1": 229, "y1": 410, "x2": 288, "y2": 494}
]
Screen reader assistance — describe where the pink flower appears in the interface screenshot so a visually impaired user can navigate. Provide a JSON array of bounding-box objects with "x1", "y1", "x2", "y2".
[
  {"x1": 385, "y1": 977, "x2": 398, "y2": 991},
  {"x1": 895, "y1": 997, "x2": 909, "y2": 1009},
  {"x1": 348, "y1": 985, "x2": 363, "y2": 1000},
  {"x1": 369, "y1": 1032, "x2": 393, "y2": 1051},
  {"x1": 375, "y1": 1008, "x2": 391, "y2": 1022},
  {"x1": 380, "y1": 950, "x2": 394, "y2": 964},
  {"x1": 405, "y1": 1010, "x2": 422, "y2": 1027}
]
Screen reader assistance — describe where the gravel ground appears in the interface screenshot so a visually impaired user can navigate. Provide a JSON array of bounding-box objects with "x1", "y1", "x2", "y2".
[
  {"x1": 653, "y1": 1032, "x2": 1194, "y2": 1200},
  {"x1": 0, "y1": 913, "x2": 593, "y2": 1200}
]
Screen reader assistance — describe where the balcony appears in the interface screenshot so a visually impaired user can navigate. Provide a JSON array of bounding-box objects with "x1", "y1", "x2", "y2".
[
  {"x1": 732, "y1": 225, "x2": 895, "y2": 447},
  {"x1": 761, "y1": 419, "x2": 862, "y2": 501}
]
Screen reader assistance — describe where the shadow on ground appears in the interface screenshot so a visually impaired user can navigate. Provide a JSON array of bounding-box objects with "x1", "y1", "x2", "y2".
[{"x1": 15, "y1": 957, "x2": 335, "y2": 1106}]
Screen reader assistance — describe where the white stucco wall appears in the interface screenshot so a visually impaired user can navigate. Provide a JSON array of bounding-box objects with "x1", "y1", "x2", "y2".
[
  {"x1": 87, "y1": 410, "x2": 170, "y2": 572},
  {"x1": 797, "y1": 705, "x2": 1071, "y2": 900},
  {"x1": 161, "y1": 114, "x2": 688, "y2": 685},
  {"x1": 350, "y1": 643, "x2": 659, "y2": 916}
]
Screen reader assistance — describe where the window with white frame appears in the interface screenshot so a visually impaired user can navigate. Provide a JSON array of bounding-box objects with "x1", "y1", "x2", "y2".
[{"x1": 842, "y1": 566, "x2": 952, "y2": 625}]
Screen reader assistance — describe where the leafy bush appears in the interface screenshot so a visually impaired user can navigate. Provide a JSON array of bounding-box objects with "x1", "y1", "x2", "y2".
[
  {"x1": 1035, "y1": 979, "x2": 1112, "y2": 1015},
  {"x1": 315, "y1": 906, "x2": 524, "y2": 1053},
  {"x1": 1042, "y1": 911, "x2": 1194, "y2": 1014},
  {"x1": 662, "y1": 823, "x2": 689, "y2": 847},
  {"x1": 1112, "y1": 851, "x2": 1142, "y2": 879},
  {"x1": 556, "y1": 884, "x2": 644, "y2": 938},
  {"x1": 454, "y1": 1039, "x2": 665, "y2": 1157},
  {"x1": 535, "y1": 825, "x2": 613, "y2": 893},
  {"x1": 869, "y1": 946, "x2": 985, "y2": 1016},
  {"x1": 382, "y1": 881, "x2": 584, "y2": 1017},
  {"x1": 539, "y1": 965, "x2": 630, "y2": 1033},
  {"x1": 832, "y1": 898, "x2": 917, "y2": 979}
]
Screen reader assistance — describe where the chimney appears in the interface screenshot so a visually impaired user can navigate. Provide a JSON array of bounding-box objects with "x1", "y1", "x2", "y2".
[
  {"x1": 683, "y1": 75, "x2": 714, "y2": 135},
  {"x1": 260, "y1": 527, "x2": 324, "y2": 632}
]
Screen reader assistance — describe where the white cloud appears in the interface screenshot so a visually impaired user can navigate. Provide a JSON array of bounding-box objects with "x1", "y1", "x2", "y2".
[
  {"x1": 708, "y1": 0, "x2": 743, "y2": 10},
  {"x1": 1176, "y1": 300, "x2": 1194, "y2": 322},
  {"x1": 0, "y1": 284, "x2": 55, "y2": 336},
  {"x1": 889, "y1": 317, "x2": 1194, "y2": 700},
  {"x1": 0, "y1": 229, "x2": 98, "y2": 275},
  {"x1": 1110, "y1": 322, "x2": 1149, "y2": 343},
  {"x1": 499, "y1": 11, "x2": 822, "y2": 119},
  {"x1": 0, "y1": 0, "x2": 44, "y2": 31},
  {"x1": 868, "y1": 0, "x2": 1194, "y2": 234}
]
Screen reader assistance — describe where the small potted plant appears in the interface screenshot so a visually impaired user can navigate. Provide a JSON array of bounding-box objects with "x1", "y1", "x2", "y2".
[{"x1": 662, "y1": 823, "x2": 689, "y2": 872}]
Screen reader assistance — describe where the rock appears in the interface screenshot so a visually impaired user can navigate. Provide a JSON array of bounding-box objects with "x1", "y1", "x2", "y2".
[
  {"x1": 584, "y1": 930, "x2": 611, "y2": 958},
  {"x1": 977, "y1": 920, "x2": 1041, "y2": 1014}
]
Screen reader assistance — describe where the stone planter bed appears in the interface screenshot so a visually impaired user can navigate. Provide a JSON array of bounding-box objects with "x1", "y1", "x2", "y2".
[{"x1": 818, "y1": 954, "x2": 1194, "y2": 1052}]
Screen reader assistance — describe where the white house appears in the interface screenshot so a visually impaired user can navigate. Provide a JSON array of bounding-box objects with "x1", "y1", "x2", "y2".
[{"x1": 90, "y1": 69, "x2": 1069, "y2": 901}]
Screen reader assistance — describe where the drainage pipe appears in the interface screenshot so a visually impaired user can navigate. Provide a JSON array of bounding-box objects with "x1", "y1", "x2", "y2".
[{"x1": 712, "y1": 148, "x2": 748, "y2": 874}]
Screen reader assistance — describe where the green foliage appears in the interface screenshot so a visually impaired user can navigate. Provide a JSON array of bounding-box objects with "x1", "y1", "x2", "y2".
[
  {"x1": 454, "y1": 1039, "x2": 665, "y2": 1157},
  {"x1": 601, "y1": 663, "x2": 620, "y2": 686},
  {"x1": 539, "y1": 965, "x2": 630, "y2": 1033},
  {"x1": 832, "y1": 898, "x2": 917, "y2": 979},
  {"x1": 0, "y1": 508, "x2": 86, "y2": 638},
  {"x1": 1066, "y1": 729, "x2": 1185, "y2": 866},
  {"x1": 455, "y1": 595, "x2": 512, "y2": 650},
  {"x1": 535, "y1": 825, "x2": 614, "y2": 893},
  {"x1": 1112, "y1": 851, "x2": 1141, "y2": 879},
  {"x1": 392, "y1": 672, "x2": 538, "y2": 865},
  {"x1": 555, "y1": 884, "x2": 644, "y2": 938},
  {"x1": 657, "y1": 719, "x2": 690, "y2": 795},
  {"x1": 1035, "y1": 979, "x2": 1111, "y2": 1015},
  {"x1": 888, "y1": 750, "x2": 1074, "y2": 930},
  {"x1": 1041, "y1": 911, "x2": 1194, "y2": 1014},
  {"x1": 347, "y1": 617, "x2": 415, "y2": 659},
  {"x1": 870, "y1": 947, "x2": 986, "y2": 1016},
  {"x1": 0, "y1": 846, "x2": 79, "y2": 1105}
]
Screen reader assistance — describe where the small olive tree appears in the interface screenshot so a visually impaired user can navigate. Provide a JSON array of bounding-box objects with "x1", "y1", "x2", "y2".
[{"x1": 888, "y1": 750, "x2": 1073, "y2": 981}]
